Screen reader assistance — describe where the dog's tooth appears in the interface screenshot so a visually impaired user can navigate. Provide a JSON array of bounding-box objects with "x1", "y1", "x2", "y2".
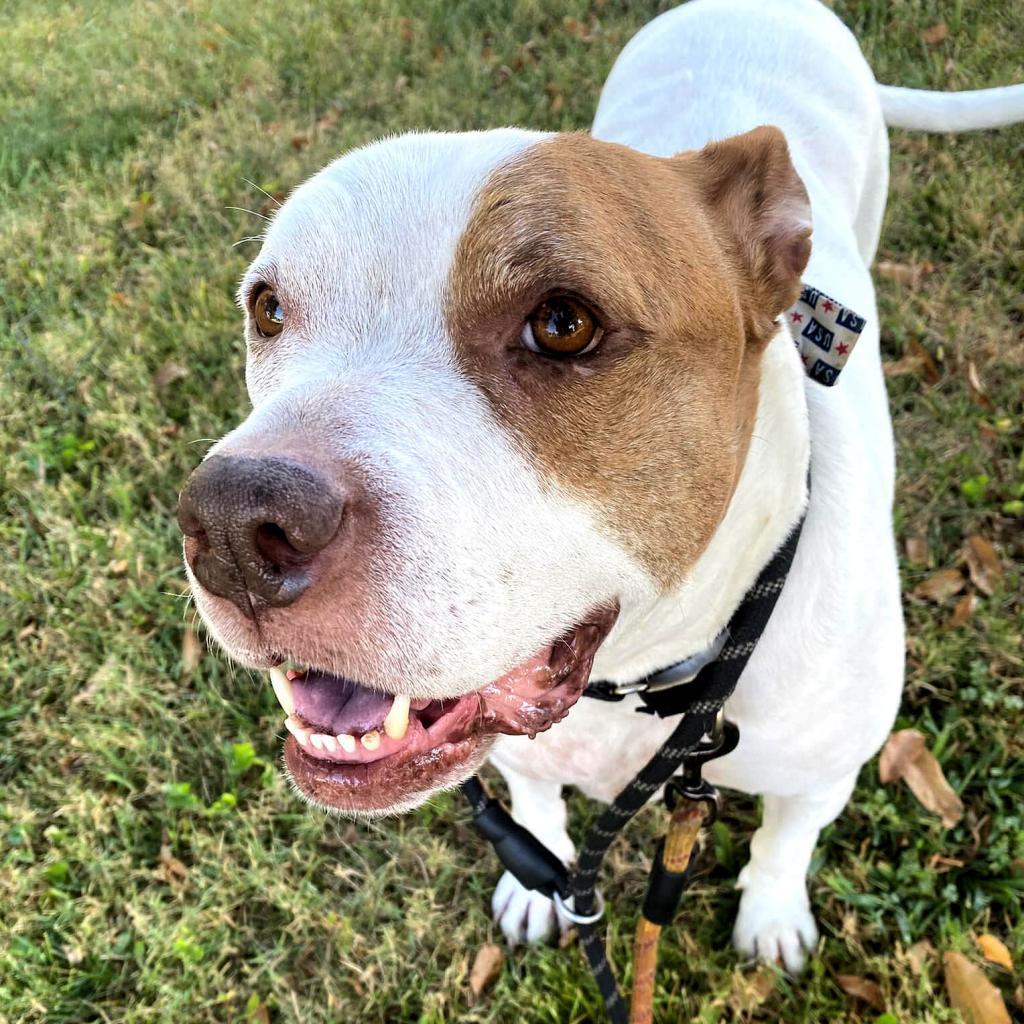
[
  {"x1": 383, "y1": 694, "x2": 411, "y2": 740},
  {"x1": 318, "y1": 734, "x2": 338, "y2": 753},
  {"x1": 336, "y1": 734, "x2": 357, "y2": 754},
  {"x1": 285, "y1": 716, "x2": 310, "y2": 745},
  {"x1": 361, "y1": 730, "x2": 381, "y2": 751},
  {"x1": 269, "y1": 666, "x2": 296, "y2": 716},
  {"x1": 309, "y1": 733, "x2": 325, "y2": 751}
]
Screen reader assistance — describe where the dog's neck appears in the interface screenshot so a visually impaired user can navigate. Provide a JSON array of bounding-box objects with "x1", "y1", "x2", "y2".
[{"x1": 591, "y1": 322, "x2": 811, "y2": 685}]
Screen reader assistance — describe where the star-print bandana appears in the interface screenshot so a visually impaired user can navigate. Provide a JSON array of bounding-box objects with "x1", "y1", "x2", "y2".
[{"x1": 786, "y1": 284, "x2": 866, "y2": 387}]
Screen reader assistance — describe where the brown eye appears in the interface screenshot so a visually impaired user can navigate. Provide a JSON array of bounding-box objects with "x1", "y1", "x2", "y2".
[
  {"x1": 521, "y1": 296, "x2": 601, "y2": 357},
  {"x1": 251, "y1": 285, "x2": 285, "y2": 337}
]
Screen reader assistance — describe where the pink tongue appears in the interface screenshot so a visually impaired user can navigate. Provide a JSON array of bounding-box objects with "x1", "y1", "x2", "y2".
[{"x1": 292, "y1": 671, "x2": 394, "y2": 735}]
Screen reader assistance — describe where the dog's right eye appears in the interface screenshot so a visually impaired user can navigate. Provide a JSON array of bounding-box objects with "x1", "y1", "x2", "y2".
[{"x1": 252, "y1": 285, "x2": 285, "y2": 338}]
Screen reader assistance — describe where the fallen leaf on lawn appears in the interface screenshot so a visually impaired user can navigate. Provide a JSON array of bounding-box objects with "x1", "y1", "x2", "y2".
[
  {"x1": 837, "y1": 975, "x2": 885, "y2": 1011},
  {"x1": 963, "y1": 536, "x2": 1003, "y2": 596},
  {"x1": 883, "y1": 339, "x2": 940, "y2": 383},
  {"x1": 153, "y1": 361, "x2": 189, "y2": 391},
  {"x1": 908, "y1": 939, "x2": 937, "y2": 975},
  {"x1": 107, "y1": 558, "x2": 129, "y2": 576},
  {"x1": 944, "y1": 951, "x2": 1012, "y2": 1024},
  {"x1": 876, "y1": 260, "x2": 923, "y2": 285},
  {"x1": 181, "y1": 628, "x2": 202, "y2": 676},
  {"x1": 17, "y1": 622, "x2": 36, "y2": 641},
  {"x1": 728, "y1": 967, "x2": 776, "y2": 1012},
  {"x1": 290, "y1": 134, "x2": 309, "y2": 151},
  {"x1": 155, "y1": 843, "x2": 188, "y2": 884},
  {"x1": 911, "y1": 568, "x2": 966, "y2": 602},
  {"x1": 946, "y1": 593, "x2": 979, "y2": 629},
  {"x1": 879, "y1": 729, "x2": 964, "y2": 828},
  {"x1": 905, "y1": 535, "x2": 929, "y2": 565},
  {"x1": 966, "y1": 361, "x2": 994, "y2": 409},
  {"x1": 977, "y1": 935, "x2": 1013, "y2": 972},
  {"x1": 921, "y1": 22, "x2": 950, "y2": 45},
  {"x1": 468, "y1": 943, "x2": 503, "y2": 1000}
]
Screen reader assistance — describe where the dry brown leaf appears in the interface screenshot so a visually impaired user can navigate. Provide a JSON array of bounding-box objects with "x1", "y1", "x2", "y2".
[
  {"x1": 837, "y1": 975, "x2": 885, "y2": 1011},
  {"x1": 880, "y1": 729, "x2": 964, "y2": 827},
  {"x1": 248, "y1": 1001, "x2": 270, "y2": 1024},
  {"x1": 468, "y1": 943, "x2": 503, "y2": 1000},
  {"x1": 181, "y1": 628, "x2": 202, "y2": 676},
  {"x1": 946, "y1": 593, "x2": 979, "y2": 629},
  {"x1": 963, "y1": 536, "x2": 1003, "y2": 596},
  {"x1": 911, "y1": 568, "x2": 966, "y2": 602},
  {"x1": 883, "y1": 339, "x2": 940, "y2": 383},
  {"x1": 921, "y1": 22, "x2": 950, "y2": 45},
  {"x1": 944, "y1": 951, "x2": 1012, "y2": 1024},
  {"x1": 728, "y1": 967, "x2": 776, "y2": 1012},
  {"x1": 877, "y1": 260, "x2": 921, "y2": 285},
  {"x1": 290, "y1": 134, "x2": 310, "y2": 151},
  {"x1": 155, "y1": 843, "x2": 188, "y2": 884},
  {"x1": 880, "y1": 729, "x2": 926, "y2": 783},
  {"x1": 966, "y1": 361, "x2": 994, "y2": 409},
  {"x1": 908, "y1": 338, "x2": 941, "y2": 383},
  {"x1": 905, "y1": 536, "x2": 929, "y2": 565},
  {"x1": 908, "y1": 939, "x2": 937, "y2": 975},
  {"x1": 977, "y1": 935, "x2": 1014, "y2": 972},
  {"x1": 17, "y1": 622, "x2": 36, "y2": 641},
  {"x1": 153, "y1": 361, "x2": 189, "y2": 391}
]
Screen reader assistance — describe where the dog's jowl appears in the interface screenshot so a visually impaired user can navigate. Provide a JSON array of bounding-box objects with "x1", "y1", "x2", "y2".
[{"x1": 179, "y1": 0, "x2": 1024, "y2": 974}]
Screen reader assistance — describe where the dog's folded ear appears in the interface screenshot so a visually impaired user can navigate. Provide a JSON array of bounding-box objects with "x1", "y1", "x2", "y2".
[{"x1": 684, "y1": 125, "x2": 811, "y2": 344}]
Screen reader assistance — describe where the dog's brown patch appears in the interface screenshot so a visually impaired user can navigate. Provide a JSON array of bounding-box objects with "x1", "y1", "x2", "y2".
[{"x1": 445, "y1": 130, "x2": 809, "y2": 586}]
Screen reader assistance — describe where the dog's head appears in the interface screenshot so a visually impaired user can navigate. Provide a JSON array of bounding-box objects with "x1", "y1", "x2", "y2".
[{"x1": 178, "y1": 127, "x2": 810, "y2": 815}]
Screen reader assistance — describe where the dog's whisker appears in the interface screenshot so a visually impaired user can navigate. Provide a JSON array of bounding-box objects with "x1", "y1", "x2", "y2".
[
  {"x1": 241, "y1": 177, "x2": 281, "y2": 207},
  {"x1": 225, "y1": 205, "x2": 272, "y2": 223}
]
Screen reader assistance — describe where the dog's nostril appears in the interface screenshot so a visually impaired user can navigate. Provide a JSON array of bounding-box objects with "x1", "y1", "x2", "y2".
[{"x1": 254, "y1": 521, "x2": 309, "y2": 572}]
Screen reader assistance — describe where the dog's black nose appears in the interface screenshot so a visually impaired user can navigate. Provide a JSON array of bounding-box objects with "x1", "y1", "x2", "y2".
[{"x1": 177, "y1": 455, "x2": 344, "y2": 616}]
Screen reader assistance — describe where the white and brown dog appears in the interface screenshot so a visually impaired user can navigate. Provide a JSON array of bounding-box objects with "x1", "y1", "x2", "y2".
[{"x1": 178, "y1": 0, "x2": 1024, "y2": 973}]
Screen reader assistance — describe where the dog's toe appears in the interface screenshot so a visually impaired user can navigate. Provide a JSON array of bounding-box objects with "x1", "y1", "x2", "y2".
[
  {"x1": 732, "y1": 873, "x2": 818, "y2": 974},
  {"x1": 492, "y1": 871, "x2": 567, "y2": 946}
]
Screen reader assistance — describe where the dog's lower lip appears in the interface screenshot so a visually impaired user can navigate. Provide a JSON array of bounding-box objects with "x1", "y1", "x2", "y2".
[{"x1": 276, "y1": 605, "x2": 619, "y2": 813}]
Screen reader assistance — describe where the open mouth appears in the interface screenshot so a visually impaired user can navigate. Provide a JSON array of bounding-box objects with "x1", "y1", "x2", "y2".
[{"x1": 273, "y1": 606, "x2": 618, "y2": 814}]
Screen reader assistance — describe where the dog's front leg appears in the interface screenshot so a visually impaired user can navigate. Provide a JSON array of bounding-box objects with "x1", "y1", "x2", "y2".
[
  {"x1": 487, "y1": 765, "x2": 575, "y2": 946},
  {"x1": 732, "y1": 770, "x2": 859, "y2": 973}
]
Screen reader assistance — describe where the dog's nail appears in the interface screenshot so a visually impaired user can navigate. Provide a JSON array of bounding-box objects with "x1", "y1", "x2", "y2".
[
  {"x1": 383, "y1": 694, "x2": 411, "y2": 740},
  {"x1": 269, "y1": 666, "x2": 296, "y2": 716},
  {"x1": 361, "y1": 730, "x2": 381, "y2": 751},
  {"x1": 336, "y1": 734, "x2": 357, "y2": 753}
]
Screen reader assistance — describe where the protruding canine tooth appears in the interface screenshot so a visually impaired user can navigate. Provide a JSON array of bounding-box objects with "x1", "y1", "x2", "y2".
[
  {"x1": 361, "y1": 730, "x2": 381, "y2": 751},
  {"x1": 285, "y1": 716, "x2": 310, "y2": 744},
  {"x1": 383, "y1": 694, "x2": 411, "y2": 740},
  {"x1": 269, "y1": 667, "x2": 296, "y2": 717},
  {"x1": 336, "y1": 734, "x2": 356, "y2": 753}
]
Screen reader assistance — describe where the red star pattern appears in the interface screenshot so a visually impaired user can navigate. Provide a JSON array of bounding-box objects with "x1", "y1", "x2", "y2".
[
  {"x1": 821, "y1": 299, "x2": 835, "y2": 313},
  {"x1": 837, "y1": 342, "x2": 850, "y2": 356},
  {"x1": 791, "y1": 311, "x2": 803, "y2": 323}
]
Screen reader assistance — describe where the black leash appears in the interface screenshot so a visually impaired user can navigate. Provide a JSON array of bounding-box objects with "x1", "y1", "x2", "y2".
[{"x1": 460, "y1": 513, "x2": 805, "y2": 1022}]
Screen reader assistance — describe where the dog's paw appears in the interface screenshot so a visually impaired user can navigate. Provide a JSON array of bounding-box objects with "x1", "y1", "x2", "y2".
[
  {"x1": 732, "y1": 868, "x2": 818, "y2": 974},
  {"x1": 491, "y1": 871, "x2": 569, "y2": 947}
]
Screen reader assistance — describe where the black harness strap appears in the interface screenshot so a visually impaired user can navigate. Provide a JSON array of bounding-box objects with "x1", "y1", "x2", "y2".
[{"x1": 461, "y1": 512, "x2": 806, "y2": 1023}]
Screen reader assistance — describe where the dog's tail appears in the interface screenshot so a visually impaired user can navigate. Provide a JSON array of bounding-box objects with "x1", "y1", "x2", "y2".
[{"x1": 878, "y1": 82, "x2": 1024, "y2": 132}]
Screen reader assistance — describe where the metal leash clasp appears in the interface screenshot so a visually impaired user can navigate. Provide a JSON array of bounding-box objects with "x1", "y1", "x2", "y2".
[
  {"x1": 665, "y1": 710, "x2": 740, "y2": 825},
  {"x1": 553, "y1": 889, "x2": 606, "y2": 926}
]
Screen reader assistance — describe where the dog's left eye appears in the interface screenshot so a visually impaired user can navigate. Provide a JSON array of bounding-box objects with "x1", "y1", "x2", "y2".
[
  {"x1": 521, "y1": 296, "x2": 602, "y2": 357},
  {"x1": 251, "y1": 285, "x2": 285, "y2": 338}
]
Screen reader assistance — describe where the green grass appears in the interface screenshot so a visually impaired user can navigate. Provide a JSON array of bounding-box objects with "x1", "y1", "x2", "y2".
[{"x1": 1, "y1": 1, "x2": 1021, "y2": 1021}]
